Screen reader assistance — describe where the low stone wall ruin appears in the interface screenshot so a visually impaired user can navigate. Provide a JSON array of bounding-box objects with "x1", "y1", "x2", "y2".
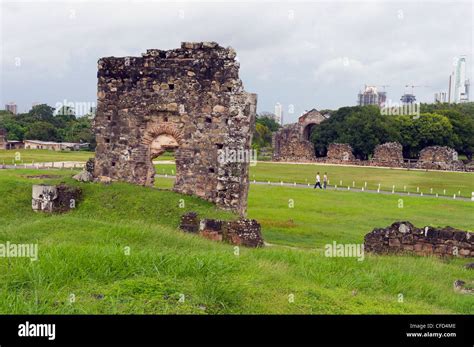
[
  {"x1": 364, "y1": 221, "x2": 473, "y2": 258},
  {"x1": 179, "y1": 212, "x2": 264, "y2": 247},
  {"x1": 273, "y1": 140, "x2": 472, "y2": 172},
  {"x1": 272, "y1": 124, "x2": 315, "y2": 162},
  {"x1": 416, "y1": 146, "x2": 465, "y2": 171},
  {"x1": 371, "y1": 142, "x2": 403, "y2": 166},
  {"x1": 325, "y1": 143, "x2": 356, "y2": 163}
]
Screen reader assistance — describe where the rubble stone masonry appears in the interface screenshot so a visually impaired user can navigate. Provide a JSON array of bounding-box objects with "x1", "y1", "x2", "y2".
[
  {"x1": 93, "y1": 42, "x2": 257, "y2": 215},
  {"x1": 179, "y1": 212, "x2": 264, "y2": 247},
  {"x1": 371, "y1": 142, "x2": 403, "y2": 166},
  {"x1": 364, "y1": 221, "x2": 473, "y2": 258}
]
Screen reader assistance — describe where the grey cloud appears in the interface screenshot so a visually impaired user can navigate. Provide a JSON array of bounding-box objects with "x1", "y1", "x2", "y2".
[{"x1": 0, "y1": 0, "x2": 471, "y2": 120}]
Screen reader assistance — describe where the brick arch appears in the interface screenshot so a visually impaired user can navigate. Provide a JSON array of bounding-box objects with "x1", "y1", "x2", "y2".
[
  {"x1": 301, "y1": 122, "x2": 318, "y2": 141},
  {"x1": 142, "y1": 123, "x2": 184, "y2": 145}
]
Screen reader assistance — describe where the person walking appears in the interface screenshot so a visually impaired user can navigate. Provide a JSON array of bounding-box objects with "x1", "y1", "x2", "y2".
[
  {"x1": 323, "y1": 172, "x2": 328, "y2": 189},
  {"x1": 314, "y1": 172, "x2": 322, "y2": 189}
]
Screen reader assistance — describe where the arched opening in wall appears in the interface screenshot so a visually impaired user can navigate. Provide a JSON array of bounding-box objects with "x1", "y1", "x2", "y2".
[
  {"x1": 302, "y1": 122, "x2": 323, "y2": 158},
  {"x1": 149, "y1": 133, "x2": 180, "y2": 190},
  {"x1": 302, "y1": 123, "x2": 317, "y2": 141}
]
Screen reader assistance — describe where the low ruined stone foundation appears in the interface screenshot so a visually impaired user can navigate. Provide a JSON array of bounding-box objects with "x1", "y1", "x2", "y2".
[
  {"x1": 416, "y1": 146, "x2": 465, "y2": 171},
  {"x1": 179, "y1": 212, "x2": 264, "y2": 247},
  {"x1": 32, "y1": 184, "x2": 82, "y2": 213},
  {"x1": 326, "y1": 143, "x2": 356, "y2": 162},
  {"x1": 371, "y1": 142, "x2": 403, "y2": 166},
  {"x1": 364, "y1": 221, "x2": 473, "y2": 258},
  {"x1": 93, "y1": 42, "x2": 257, "y2": 215}
]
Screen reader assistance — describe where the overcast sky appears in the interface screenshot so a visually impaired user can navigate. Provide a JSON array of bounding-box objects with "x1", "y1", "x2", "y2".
[{"x1": 1, "y1": 0, "x2": 472, "y2": 122}]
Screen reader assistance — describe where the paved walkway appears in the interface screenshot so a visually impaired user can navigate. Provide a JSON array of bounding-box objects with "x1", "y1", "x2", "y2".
[
  {"x1": 0, "y1": 161, "x2": 85, "y2": 169},
  {"x1": 155, "y1": 174, "x2": 473, "y2": 202}
]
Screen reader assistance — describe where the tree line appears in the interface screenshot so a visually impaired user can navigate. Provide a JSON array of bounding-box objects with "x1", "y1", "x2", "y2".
[
  {"x1": 0, "y1": 104, "x2": 95, "y2": 149},
  {"x1": 311, "y1": 103, "x2": 474, "y2": 160}
]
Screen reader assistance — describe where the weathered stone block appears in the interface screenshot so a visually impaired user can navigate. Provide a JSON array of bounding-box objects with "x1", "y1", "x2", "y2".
[
  {"x1": 222, "y1": 219, "x2": 264, "y2": 248},
  {"x1": 32, "y1": 184, "x2": 81, "y2": 213},
  {"x1": 179, "y1": 212, "x2": 199, "y2": 233}
]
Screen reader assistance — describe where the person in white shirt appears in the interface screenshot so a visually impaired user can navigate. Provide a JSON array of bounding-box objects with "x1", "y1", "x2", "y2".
[{"x1": 314, "y1": 172, "x2": 322, "y2": 189}]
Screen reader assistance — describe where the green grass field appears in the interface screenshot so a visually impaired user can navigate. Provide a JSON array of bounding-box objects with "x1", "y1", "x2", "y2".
[
  {"x1": 0, "y1": 169, "x2": 472, "y2": 314},
  {"x1": 0, "y1": 149, "x2": 173, "y2": 164},
  {"x1": 0, "y1": 149, "x2": 93, "y2": 164},
  {"x1": 156, "y1": 162, "x2": 474, "y2": 198}
]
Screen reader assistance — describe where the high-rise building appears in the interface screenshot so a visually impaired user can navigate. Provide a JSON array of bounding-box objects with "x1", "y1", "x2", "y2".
[
  {"x1": 449, "y1": 56, "x2": 470, "y2": 103},
  {"x1": 434, "y1": 92, "x2": 447, "y2": 103},
  {"x1": 357, "y1": 85, "x2": 386, "y2": 106},
  {"x1": 5, "y1": 102, "x2": 17, "y2": 115},
  {"x1": 274, "y1": 102, "x2": 283, "y2": 125},
  {"x1": 400, "y1": 93, "x2": 416, "y2": 104}
]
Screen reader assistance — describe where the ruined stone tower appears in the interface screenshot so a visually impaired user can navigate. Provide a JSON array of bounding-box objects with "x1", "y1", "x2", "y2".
[{"x1": 93, "y1": 42, "x2": 257, "y2": 215}]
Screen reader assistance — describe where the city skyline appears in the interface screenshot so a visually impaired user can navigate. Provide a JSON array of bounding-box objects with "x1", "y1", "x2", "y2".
[{"x1": 1, "y1": 1, "x2": 473, "y2": 122}]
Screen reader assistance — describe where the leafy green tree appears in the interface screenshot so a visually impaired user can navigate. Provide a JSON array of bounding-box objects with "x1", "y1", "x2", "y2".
[
  {"x1": 395, "y1": 113, "x2": 455, "y2": 158},
  {"x1": 311, "y1": 105, "x2": 399, "y2": 159},
  {"x1": 256, "y1": 112, "x2": 281, "y2": 132},
  {"x1": 253, "y1": 123, "x2": 272, "y2": 150},
  {"x1": 0, "y1": 114, "x2": 26, "y2": 140},
  {"x1": 24, "y1": 121, "x2": 60, "y2": 141},
  {"x1": 437, "y1": 109, "x2": 474, "y2": 160},
  {"x1": 27, "y1": 104, "x2": 55, "y2": 122}
]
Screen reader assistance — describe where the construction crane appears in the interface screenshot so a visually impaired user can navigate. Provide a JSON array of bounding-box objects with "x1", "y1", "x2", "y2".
[{"x1": 405, "y1": 85, "x2": 431, "y2": 94}]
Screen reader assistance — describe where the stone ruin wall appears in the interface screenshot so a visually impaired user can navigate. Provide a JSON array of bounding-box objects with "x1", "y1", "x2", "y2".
[
  {"x1": 93, "y1": 42, "x2": 257, "y2": 216},
  {"x1": 365, "y1": 221, "x2": 473, "y2": 258},
  {"x1": 273, "y1": 135, "x2": 471, "y2": 172},
  {"x1": 371, "y1": 142, "x2": 403, "y2": 166},
  {"x1": 416, "y1": 146, "x2": 465, "y2": 171},
  {"x1": 180, "y1": 211, "x2": 264, "y2": 247},
  {"x1": 271, "y1": 110, "x2": 471, "y2": 172},
  {"x1": 324, "y1": 143, "x2": 356, "y2": 163},
  {"x1": 272, "y1": 124, "x2": 315, "y2": 161},
  {"x1": 272, "y1": 110, "x2": 326, "y2": 162}
]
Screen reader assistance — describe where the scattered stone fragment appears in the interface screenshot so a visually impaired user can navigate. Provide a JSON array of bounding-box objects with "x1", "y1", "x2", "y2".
[
  {"x1": 73, "y1": 171, "x2": 93, "y2": 182},
  {"x1": 96, "y1": 176, "x2": 112, "y2": 184},
  {"x1": 180, "y1": 212, "x2": 200, "y2": 233},
  {"x1": 85, "y1": 158, "x2": 95, "y2": 174},
  {"x1": 32, "y1": 184, "x2": 82, "y2": 213},
  {"x1": 464, "y1": 263, "x2": 474, "y2": 270},
  {"x1": 453, "y1": 280, "x2": 474, "y2": 294}
]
